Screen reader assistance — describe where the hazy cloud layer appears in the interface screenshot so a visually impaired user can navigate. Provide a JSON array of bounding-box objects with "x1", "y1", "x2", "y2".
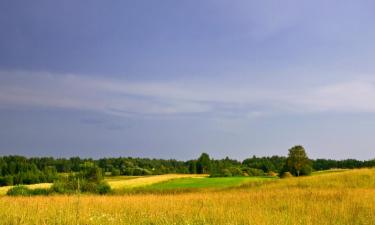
[{"x1": 1, "y1": 71, "x2": 374, "y2": 118}]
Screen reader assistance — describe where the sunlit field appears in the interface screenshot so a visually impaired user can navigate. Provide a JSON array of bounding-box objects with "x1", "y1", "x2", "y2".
[
  {"x1": 107, "y1": 174, "x2": 207, "y2": 189},
  {"x1": 1, "y1": 169, "x2": 375, "y2": 224}
]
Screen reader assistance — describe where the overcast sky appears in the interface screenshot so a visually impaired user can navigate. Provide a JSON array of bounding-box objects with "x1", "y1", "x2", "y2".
[{"x1": 1, "y1": 1, "x2": 375, "y2": 160}]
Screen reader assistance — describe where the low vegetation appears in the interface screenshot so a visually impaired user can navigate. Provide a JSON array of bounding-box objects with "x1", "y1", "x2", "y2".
[{"x1": 1, "y1": 145, "x2": 374, "y2": 186}]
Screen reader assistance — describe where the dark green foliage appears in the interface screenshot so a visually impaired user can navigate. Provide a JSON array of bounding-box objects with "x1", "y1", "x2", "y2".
[
  {"x1": 285, "y1": 145, "x2": 312, "y2": 176},
  {"x1": 228, "y1": 167, "x2": 243, "y2": 176},
  {"x1": 0, "y1": 150, "x2": 374, "y2": 187},
  {"x1": 51, "y1": 163, "x2": 111, "y2": 194},
  {"x1": 221, "y1": 169, "x2": 233, "y2": 177},
  {"x1": 7, "y1": 186, "x2": 51, "y2": 196},
  {"x1": 210, "y1": 169, "x2": 233, "y2": 177},
  {"x1": 30, "y1": 188, "x2": 50, "y2": 195},
  {"x1": 196, "y1": 153, "x2": 211, "y2": 174},
  {"x1": 97, "y1": 182, "x2": 111, "y2": 194},
  {"x1": 0, "y1": 175, "x2": 13, "y2": 186},
  {"x1": 242, "y1": 156, "x2": 286, "y2": 173},
  {"x1": 187, "y1": 160, "x2": 197, "y2": 174},
  {"x1": 7, "y1": 185, "x2": 31, "y2": 196},
  {"x1": 300, "y1": 164, "x2": 313, "y2": 175},
  {"x1": 111, "y1": 168, "x2": 121, "y2": 176},
  {"x1": 244, "y1": 168, "x2": 266, "y2": 176}
]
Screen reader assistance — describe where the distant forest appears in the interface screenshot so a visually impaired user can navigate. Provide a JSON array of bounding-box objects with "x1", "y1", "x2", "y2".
[{"x1": 0, "y1": 153, "x2": 374, "y2": 186}]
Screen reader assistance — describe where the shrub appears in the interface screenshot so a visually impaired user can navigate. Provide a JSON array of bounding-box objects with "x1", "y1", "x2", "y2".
[
  {"x1": 300, "y1": 165, "x2": 313, "y2": 176},
  {"x1": 51, "y1": 178, "x2": 78, "y2": 194},
  {"x1": 6, "y1": 185, "x2": 31, "y2": 196},
  {"x1": 81, "y1": 181, "x2": 98, "y2": 193},
  {"x1": 0, "y1": 175, "x2": 14, "y2": 186},
  {"x1": 209, "y1": 168, "x2": 232, "y2": 177},
  {"x1": 30, "y1": 188, "x2": 50, "y2": 196},
  {"x1": 111, "y1": 168, "x2": 121, "y2": 176},
  {"x1": 97, "y1": 181, "x2": 111, "y2": 194},
  {"x1": 51, "y1": 167, "x2": 111, "y2": 195},
  {"x1": 244, "y1": 168, "x2": 266, "y2": 176}
]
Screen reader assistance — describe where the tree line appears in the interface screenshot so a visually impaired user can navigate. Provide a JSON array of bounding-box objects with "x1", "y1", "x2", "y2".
[{"x1": 1, "y1": 146, "x2": 375, "y2": 186}]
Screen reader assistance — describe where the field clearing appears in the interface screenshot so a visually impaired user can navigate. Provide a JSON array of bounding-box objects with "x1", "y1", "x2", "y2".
[
  {"x1": 107, "y1": 174, "x2": 207, "y2": 189},
  {"x1": 1, "y1": 169, "x2": 375, "y2": 224},
  {"x1": 142, "y1": 176, "x2": 275, "y2": 190}
]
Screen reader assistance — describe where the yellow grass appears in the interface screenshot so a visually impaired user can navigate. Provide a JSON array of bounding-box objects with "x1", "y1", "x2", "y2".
[
  {"x1": 107, "y1": 174, "x2": 207, "y2": 189},
  {"x1": 1, "y1": 169, "x2": 375, "y2": 224}
]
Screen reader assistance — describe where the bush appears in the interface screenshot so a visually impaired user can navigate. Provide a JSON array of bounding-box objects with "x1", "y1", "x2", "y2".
[
  {"x1": 111, "y1": 168, "x2": 121, "y2": 176},
  {"x1": 7, "y1": 185, "x2": 31, "y2": 196},
  {"x1": 50, "y1": 181, "x2": 67, "y2": 194},
  {"x1": 0, "y1": 175, "x2": 14, "y2": 186},
  {"x1": 51, "y1": 178, "x2": 79, "y2": 194},
  {"x1": 229, "y1": 167, "x2": 243, "y2": 176},
  {"x1": 30, "y1": 188, "x2": 50, "y2": 196},
  {"x1": 81, "y1": 181, "x2": 98, "y2": 193},
  {"x1": 97, "y1": 181, "x2": 111, "y2": 194},
  {"x1": 300, "y1": 165, "x2": 313, "y2": 176},
  {"x1": 244, "y1": 168, "x2": 265, "y2": 176}
]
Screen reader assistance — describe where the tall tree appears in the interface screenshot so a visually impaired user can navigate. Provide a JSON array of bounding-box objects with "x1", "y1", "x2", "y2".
[
  {"x1": 286, "y1": 145, "x2": 311, "y2": 176},
  {"x1": 196, "y1": 153, "x2": 211, "y2": 174}
]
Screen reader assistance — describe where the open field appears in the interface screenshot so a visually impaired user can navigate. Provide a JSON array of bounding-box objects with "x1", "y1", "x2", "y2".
[
  {"x1": 1, "y1": 169, "x2": 375, "y2": 224},
  {"x1": 141, "y1": 176, "x2": 275, "y2": 190},
  {"x1": 107, "y1": 174, "x2": 207, "y2": 190}
]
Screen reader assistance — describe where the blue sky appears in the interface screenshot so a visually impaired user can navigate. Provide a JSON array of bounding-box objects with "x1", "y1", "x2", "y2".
[{"x1": 1, "y1": 1, "x2": 375, "y2": 160}]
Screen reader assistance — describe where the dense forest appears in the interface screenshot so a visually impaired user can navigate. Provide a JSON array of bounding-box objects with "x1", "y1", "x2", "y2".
[{"x1": 1, "y1": 151, "x2": 375, "y2": 186}]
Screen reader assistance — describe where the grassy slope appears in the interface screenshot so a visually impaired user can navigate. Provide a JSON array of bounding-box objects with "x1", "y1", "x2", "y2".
[{"x1": 1, "y1": 169, "x2": 375, "y2": 224}]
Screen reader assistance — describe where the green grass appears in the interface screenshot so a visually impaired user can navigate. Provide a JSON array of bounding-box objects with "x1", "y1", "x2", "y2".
[{"x1": 142, "y1": 176, "x2": 276, "y2": 190}]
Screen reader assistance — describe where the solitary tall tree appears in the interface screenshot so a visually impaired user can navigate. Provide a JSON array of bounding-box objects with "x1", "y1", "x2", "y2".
[{"x1": 286, "y1": 145, "x2": 311, "y2": 176}]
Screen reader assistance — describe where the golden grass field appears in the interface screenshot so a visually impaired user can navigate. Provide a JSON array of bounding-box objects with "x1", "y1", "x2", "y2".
[
  {"x1": 1, "y1": 169, "x2": 375, "y2": 225},
  {"x1": 106, "y1": 173, "x2": 207, "y2": 189}
]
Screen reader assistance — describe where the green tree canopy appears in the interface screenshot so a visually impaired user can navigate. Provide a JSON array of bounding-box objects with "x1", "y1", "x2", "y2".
[
  {"x1": 286, "y1": 145, "x2": 312, "y2": 176},
  {"x1": 196, "y1": 153, "x2": 211, "y2": 174}
]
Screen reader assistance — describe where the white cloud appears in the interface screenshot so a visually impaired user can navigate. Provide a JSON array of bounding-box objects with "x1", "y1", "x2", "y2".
[{"x1": 0, "y1": 71, "x2": 375, "y2": 117}]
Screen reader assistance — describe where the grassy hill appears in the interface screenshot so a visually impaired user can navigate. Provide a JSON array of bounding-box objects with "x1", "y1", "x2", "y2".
[{"x1": 1, "y1": 169, "x2": 375, "y2": 224}]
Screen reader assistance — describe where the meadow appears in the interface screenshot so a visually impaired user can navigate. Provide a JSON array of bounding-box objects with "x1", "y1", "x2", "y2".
[{"x1": 0, "y1": 169, "x2": 375, "y2": 224}]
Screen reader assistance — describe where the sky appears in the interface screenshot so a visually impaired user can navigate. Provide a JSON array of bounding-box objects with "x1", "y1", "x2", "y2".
[{"x1": 1, "y1": 1, "x2": 375, "y2": 160}]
